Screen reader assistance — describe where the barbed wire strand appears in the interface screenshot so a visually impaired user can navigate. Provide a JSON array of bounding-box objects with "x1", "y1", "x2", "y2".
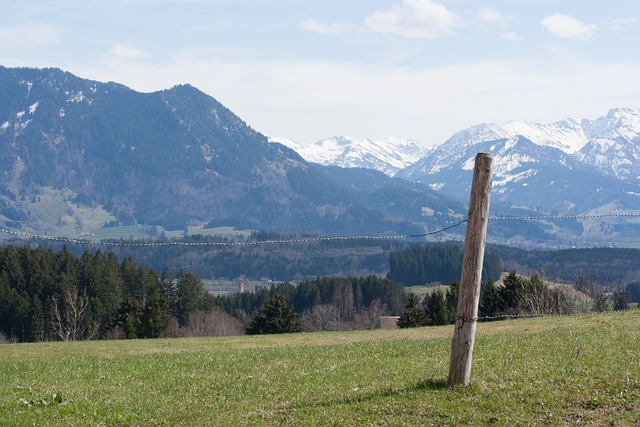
[
  {"x1": 2, "y1": 215, "x2": 639, "y2": 323},
  {"x1": 0, "y1": 213, "x2": 638, "y2": 248},
  {"x1": 0, "y1": 220, "x2": 470, "y2": 247},
  {"x1": 476, "y1": 305, "x2": 640, "y2": 322},
  {"x1": 488, "y1": 213, "x2": 640, "y2": 221}
]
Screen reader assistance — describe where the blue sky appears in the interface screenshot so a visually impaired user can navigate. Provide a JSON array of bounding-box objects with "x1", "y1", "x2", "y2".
[{"x1": 2, "y1": 0, "x2": 639, "y2": 146}]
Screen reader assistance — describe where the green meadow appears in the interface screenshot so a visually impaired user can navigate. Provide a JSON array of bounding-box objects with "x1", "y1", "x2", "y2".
[{"x1": 1, "y1": 311, "x2": 638, "y2": 426}]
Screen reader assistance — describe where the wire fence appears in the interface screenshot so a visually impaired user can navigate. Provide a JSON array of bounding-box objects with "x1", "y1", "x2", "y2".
[
  {"x1": 1, "y1": 213, "x2": 639, "y2": 248},
  {"x1": 1, "y1": 214, "x2": 639, "y2": 324},
  {"x1": 472, "y1": 305, "x2": 640, "y2": 322},
  {"x1": 0, "y1": 220, "x2": 469, "y2": 247}
]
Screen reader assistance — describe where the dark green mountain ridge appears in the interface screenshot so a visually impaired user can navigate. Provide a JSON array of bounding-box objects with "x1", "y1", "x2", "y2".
[{"x1": 0, "y1": 66, "x2": 464, "y2": 238}]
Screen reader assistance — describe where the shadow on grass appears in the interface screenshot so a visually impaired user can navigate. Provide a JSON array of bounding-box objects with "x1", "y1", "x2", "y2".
[
  {"x1": 414, "y1": 378, "x2": 450, "y2": 391},
  {"x1": 299, "y1": 378, "x2": 451, "y2": 410},
  {"x1": 359, "y1": 378, "x2": 451, "y2": 400}
]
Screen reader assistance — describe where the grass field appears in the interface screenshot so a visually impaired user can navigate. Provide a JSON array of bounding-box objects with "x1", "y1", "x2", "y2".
[
  {"x1": 1, "y1": 311, "x2": 638, "y2": 426},
  {"x1": 404, "y1": 284, "x2": 450, "y2": 297}
]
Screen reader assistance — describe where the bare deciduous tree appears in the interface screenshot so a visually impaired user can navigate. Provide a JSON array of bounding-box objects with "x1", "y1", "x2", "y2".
[
  {"x1": 51, "y1": 287, "x2": 98, "y2": 341},
  {"x1": 352, "y1": 299, "x2": 386, "y2": 330},
  {"x1": 301, "y1": 304, "x2": 342, "y2": 332},
  {"x1": 163, "y1": 310, "x2": 244, "y2": 338},
  {"x1": 301, "y1": 300, "x2": 387, "y2": 332}
]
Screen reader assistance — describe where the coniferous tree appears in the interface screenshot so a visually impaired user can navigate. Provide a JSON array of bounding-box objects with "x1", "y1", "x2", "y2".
[
  {"x1": 87, "y1": 251, "x2": 124, "y2": 334},
  {"x1": 141, "y1": 292, "x2": 172, "y2": 338},
  {"x1": 425, "y1": 288, "x2": 448, "y2": 326},
  {"x1": 246, "y1": 293, "x2": 301, "y2": 335},
  {"x1": 498, "y1": 271, "x2": 523, "y2": 313},
  {"x1": 397, "y1": 292, "x2": 428, "y2": 328},
  {"x1": 445, "y1": 281, "x2": 459, "y2": 324},
  {"x1": 121, "y1": 256, "x2": 142, "y2": 303},
  {"x1": 612, "y1": 288, "x2": 629, "y2": 311},
  {"x1": 29, "y1": 294, "x2": 45, "y2": 342},
  {"x1": 333, "y1": 280, "x2": 354, "y2": 324},
  {"x1": 625, "y1": 282, "x2": 640, "y2": 304},
  {"x1": 111, "y1": 296, "x2": 143, "y2": 339},
  {"x1": 175, "y1": 269, "x2": 207, "y2": 327},
  {"x1": 160, "y1": 267, "x2": 177, "y2": 314},
  {"x1": 479, "y1": 280, "x2": 500, "y2": 318}
]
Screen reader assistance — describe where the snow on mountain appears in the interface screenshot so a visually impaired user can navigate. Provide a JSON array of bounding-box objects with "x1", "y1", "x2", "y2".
[
  {"x1": 403, "y1": 108, "x2": 640, "y2": 180},
  {"x1": 576, "y1": 108, "x2": 640, "y2": 183},
  {"x1": 584, "y1": 108, "x2": 640, "y2": 141},
  {"x1": 576, "y1": 137, "x2": 640, "y2": 182},
  {"x1": 498, "y1": 118, "x2": 589, "y2": 153},
  {"x1": 396, "y1": 108, "x2": 640, "y2": 220},
  {"x1": 269, "y1": 135, "x2": 430, "y2": 176},
  {"x1": 272, "y1": 108, "x2": 640, "y2": 193},
  {"x1": 266, "y1": 109, "x2": 640, "y2": 243},
  {"x1": 268, "y1": 136, "x2": 306, "y2": 154},
  {"x1": 575, "y1": 109, "x2": 640, "y2": 182}
]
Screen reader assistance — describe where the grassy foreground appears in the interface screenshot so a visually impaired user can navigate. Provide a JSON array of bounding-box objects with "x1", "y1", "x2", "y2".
[{"x1": 1, "y1": 311, "x2": 638, "y2": 426}]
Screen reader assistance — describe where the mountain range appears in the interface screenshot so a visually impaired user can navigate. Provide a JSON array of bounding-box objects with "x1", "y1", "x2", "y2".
[
  {"x1": 278, "y1": 109, "x2": 640, "y2": 245},
  {"x1": 399, "y1": 109, "x2": 640, "y2": 214},
  {"x1": 269, "y1": 135, "x2": 431, "y2": 176},
  {"x1": 1, "y1": 65, "x2": 638, "y2": 247},
  {"x1": 0, "y1": 66, "x2": 463, "y2": 240}
]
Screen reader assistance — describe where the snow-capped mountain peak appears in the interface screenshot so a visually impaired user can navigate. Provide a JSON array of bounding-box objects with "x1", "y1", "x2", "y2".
[
  {"x1": 272, "y1": 108, "x2": 640, "y2": 189},
  {"x1": 272, "y1": 108, "x2": 640, "y2": 244},
  {"x1": 499, "y1": 118, "x2": 589, "y2": 153},
  {"x1": 269, "y1": 135, "x2": 431, "y2": 176},
  {"x1": 396, "y1": 108, "x2": 640, "y2": 228},
  {"x1": 586, "y1": 108, "x2": 640, "y2": 141}
]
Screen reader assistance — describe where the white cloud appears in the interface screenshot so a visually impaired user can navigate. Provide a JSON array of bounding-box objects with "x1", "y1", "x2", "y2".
[
  {"x1": 0, "y1": 24, "x2": 60, "y2": 49},
  {"x1": 475, "y1": 7, "x2": 513, "y2": 28},
  {"x1": 501, "y1": 31, "x2": 522, "y2": 42},
  {"x1": 606, "y1": 16, "x2": 638, "y2": 32},
  {"x1": 365, "y1": 0, "x2": 464, "y2": 40},
  {"x1": 300, "y1": 19, "x2": 355, "y2": 34},
  {"x1": 71, "y1": 50, "x2": 640, "y2": 147},
  {"x1": 540, "y1": 14, "x2": 597, "y2": 41},
  {"x1": 109, "y1": 43, "x2": 150, "y2": 60}
]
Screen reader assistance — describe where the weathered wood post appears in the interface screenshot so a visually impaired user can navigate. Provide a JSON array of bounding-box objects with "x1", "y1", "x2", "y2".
[{"x1": 448, "y1": 152, "x2": 493, "y2": 387}]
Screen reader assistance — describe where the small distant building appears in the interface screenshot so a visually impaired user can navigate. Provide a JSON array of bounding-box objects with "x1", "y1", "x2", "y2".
[{"x1": 380, "y1": 316, "x2": 400, "y2": 329}]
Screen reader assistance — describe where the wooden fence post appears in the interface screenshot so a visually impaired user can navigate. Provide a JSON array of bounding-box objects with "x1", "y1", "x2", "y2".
[{"x1": 448, "y1": 152, "x2": 493, "y2": 387}]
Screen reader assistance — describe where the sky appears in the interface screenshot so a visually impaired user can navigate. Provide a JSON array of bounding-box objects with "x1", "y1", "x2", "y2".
[{"x1": 2, "y1": 0, "x2": 639, "y2": 147}]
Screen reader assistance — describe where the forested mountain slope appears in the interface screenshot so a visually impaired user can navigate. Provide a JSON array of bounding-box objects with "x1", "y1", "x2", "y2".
[{"x1": 0, "y1": 66, "x2": 462, "y2": 238}]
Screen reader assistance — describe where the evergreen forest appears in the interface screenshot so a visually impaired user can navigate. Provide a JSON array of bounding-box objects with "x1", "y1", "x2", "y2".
[
  {"x1": 0, "y1": 245, "x2": 407, "y2": 342},
  {"x1": 2, "y1": 240, "x2": 638, "y2": 343},
  {"x1": 214, "y1": 275, "x2": 405, "y2": 332},
  {"x1": 388, "y1": 242, "x2": 502, "y2": 285},
  {"x1": 0, "y1": 245, "x2": 213, "y2": 343}
]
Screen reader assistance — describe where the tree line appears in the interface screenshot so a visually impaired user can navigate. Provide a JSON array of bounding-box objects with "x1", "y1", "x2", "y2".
[
  {"x1": 397, "y1": 271, "x2": 635, "y2": 328},
  {"x1": 388, "y1": 242, "x2": 502, "y2": 286},
  {"x1": 213, "y1": 275, "x2": 406, "y2": 332},
  {"x1": 490, "y1": 245, "x2": 640, "y2": 286},
  {"x1": 7, "y1": 236, "x2": 639, "y2": 288},
  {"x1": 3, "y1": 243, "x2": 636, "y2": 342},
  {"x1": 0, "y1": 245, "x2": 214, "y2": 342},
  {"x1": 0, "y1": 245, "x2": 407, "y2": 342},
  {"x1": 11, "y1": 236, "x2": 393, "y2": 283}
]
